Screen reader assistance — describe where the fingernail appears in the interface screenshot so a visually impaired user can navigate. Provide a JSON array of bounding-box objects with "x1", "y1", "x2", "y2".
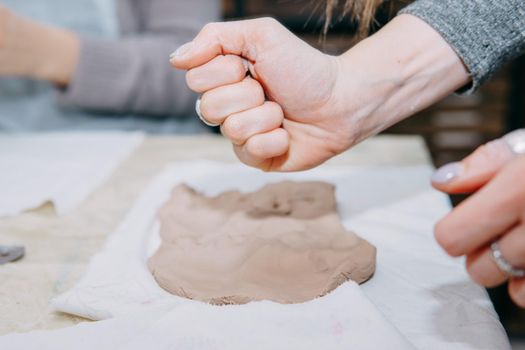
[
  {"x1": 431, "y1": 162, "x2": 463, "y2": 184},
  {"x1": 241, "y1": 58, "x2": 250, "y2": 72},
  {"x1": 170, "y1": 42, "x2": 194, "y2": 60}
]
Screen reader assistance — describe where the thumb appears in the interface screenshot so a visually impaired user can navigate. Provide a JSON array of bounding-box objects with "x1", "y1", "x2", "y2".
[
  {"x1": 431, "y1": 138, "x2": 515, "y2": 194},
  {"x1": 169, "y1": 18, "x2": 272, "y2": 71}
]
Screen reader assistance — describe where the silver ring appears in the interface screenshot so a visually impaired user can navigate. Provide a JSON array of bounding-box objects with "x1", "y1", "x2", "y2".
[
  {"x1": 490, "y1": 240, "x2": 525, "y2": 278},
  {"x1": 503, "y1": 129, "x2": 525, "y2": 155},
  {"x1": 195, "y1": 97, "x2": 220, "y2": 127}
]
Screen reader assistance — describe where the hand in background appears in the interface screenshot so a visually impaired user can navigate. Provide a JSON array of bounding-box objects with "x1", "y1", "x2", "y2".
[
  {"x1": 0, "y1": 5, "x2": 79, "y2": 85},
  {"x1": 432, "y1": 131, "x2": 525, "y2": 307}
]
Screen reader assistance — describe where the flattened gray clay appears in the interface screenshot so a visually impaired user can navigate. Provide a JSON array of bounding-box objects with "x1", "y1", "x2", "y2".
[{"x1": 148, "y1": 181, "x2": 376, "y2": 305}]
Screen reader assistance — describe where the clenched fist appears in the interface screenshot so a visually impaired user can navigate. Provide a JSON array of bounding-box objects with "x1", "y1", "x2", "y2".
[{"x1": 171, "y1": 15, "x2": 469, "y2": 172}]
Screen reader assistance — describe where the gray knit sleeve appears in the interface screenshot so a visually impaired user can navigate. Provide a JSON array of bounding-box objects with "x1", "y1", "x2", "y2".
[
  {"x1": 399, "y1": 0, "x2": 525, "y2": 94},
  {"x1": 57, "y1": 0, "x2": 220, "y2": 116}
]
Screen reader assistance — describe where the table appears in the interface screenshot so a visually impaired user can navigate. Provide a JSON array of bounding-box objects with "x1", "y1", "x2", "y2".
[{"x1": 0, "y1": 135, "x2": 437, "y2": 335}]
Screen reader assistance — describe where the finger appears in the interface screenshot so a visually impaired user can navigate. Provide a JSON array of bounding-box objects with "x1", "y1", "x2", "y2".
[
  {"x1": 435, "y1": 157, "x2": 525, "y2": 257},
  {"x1": 199, "y1": 77, "x2": 265, "y2": 125},
  {"x1": 466, "y1": 225, "x2": 525, "y2": 287},
  {"x1": 170, "y1": 18, "x2": 279, "y2": 70},
  {"x1": 186, "y1": 55, "x2": 248, "y2": 93},
  {"x1": 233, "y1": 128, "x2": 289, "y2": 170},
  {"x1": 509, "y1": 278, "x2": 525, "y2": 308},
  {"x1": 432, "y1": 139, "x2": 514, "y2": 194},
  {"x1": 465, "y1": 245, "x2": 508, "y2": 288},
  {"x1": 221, "y1": 102, "x2": 284, "y2": 145}
]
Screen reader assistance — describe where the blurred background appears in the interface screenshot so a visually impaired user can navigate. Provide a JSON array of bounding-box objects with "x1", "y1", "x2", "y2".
[{"x1": 222, "y1": 0, "x2": 525, "y2": 345}]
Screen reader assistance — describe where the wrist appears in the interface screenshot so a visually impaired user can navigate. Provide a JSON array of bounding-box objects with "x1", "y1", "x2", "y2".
[
  {"x1": 332, "y1": 14, "x2": 470, "y2": 144},
  {"x1": 14, "y1": 15, "x2": 79, "y2": 85},
  {"x1": 33, "y1": 24, "x2": 79, "y2": 85}
]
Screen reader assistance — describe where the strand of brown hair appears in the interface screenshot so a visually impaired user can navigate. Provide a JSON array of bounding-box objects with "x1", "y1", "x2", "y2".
[{"x1": 324, "y1": 0, "x2": 384, "y2": 38}]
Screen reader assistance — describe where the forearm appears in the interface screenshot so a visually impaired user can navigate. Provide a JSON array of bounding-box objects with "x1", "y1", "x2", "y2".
[
  {"x1": 333, "y1": 14, "x2": 470, "y2": 143},
  {"x1": 12, "y1": 14, "x2": 79, "y2": 85}
]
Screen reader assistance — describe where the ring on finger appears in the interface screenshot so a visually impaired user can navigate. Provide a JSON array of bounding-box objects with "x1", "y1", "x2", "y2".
[
  {"x1": 490, "y1": 240, "x2": 525, "y2": 278},
  {"x1": 195, "y1": 96, "x2": 220, "y2": 127}
]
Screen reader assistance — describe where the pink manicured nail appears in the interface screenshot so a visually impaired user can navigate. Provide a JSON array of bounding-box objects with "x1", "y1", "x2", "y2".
[{"x1": 431, "y1": 162, "x2": 463, "y2": 184}]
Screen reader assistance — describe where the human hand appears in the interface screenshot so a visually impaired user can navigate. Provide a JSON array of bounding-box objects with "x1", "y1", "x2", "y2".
[
  {"x1": 432, "y1": 130, "x2": 525, "y2": 307},
  {"x1": 171, "y1": 18, "x2": 352, "y2": 172},
  {"x1": 171, "y1": 16, "x2": 469, "y2": 172},
  {"x1": 0, "y1": 5, "x2": 78, "y2": 85}
]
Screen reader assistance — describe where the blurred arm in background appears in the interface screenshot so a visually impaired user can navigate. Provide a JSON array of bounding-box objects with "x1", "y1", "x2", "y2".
[{"x1": 0, "y1": 0, "x2": 220, "y2": 116}]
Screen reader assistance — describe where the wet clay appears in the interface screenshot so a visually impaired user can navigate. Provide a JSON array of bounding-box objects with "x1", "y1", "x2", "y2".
[{"x1": 148, "y1": 181, "x2": 376, "y2": 305}]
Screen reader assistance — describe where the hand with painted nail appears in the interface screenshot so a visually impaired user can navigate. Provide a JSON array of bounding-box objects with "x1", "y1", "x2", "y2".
[
  {"x1": 432, "y1": 130, "x2": 525, "y2": 307},
  {"x1": 171, "y1": 15, "x2": 470, "y2": 171}
]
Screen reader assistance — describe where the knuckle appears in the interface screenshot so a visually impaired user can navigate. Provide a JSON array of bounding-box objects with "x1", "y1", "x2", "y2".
[
  {"x1": 225, "y1": 56, "x2": 247, "y2": 80},
  {"x1": 201, "y1": 22, "x2": 220, "y2": 35},
  {"x1": 256, "y1": 17, "x2": 284, "y2": 40},
  {"x1": 198, "y1": 94, "x2": 217, "y2": 122},
  {"x1": 465, "y1": 259, "x2": 489, "y2": 286},
  {"x1": 185, "y1": 70, "x2": 201, "y2": 91},
  {"x1": 246, "y1": 138, "x2": 265, "y2": 159},
  {"x1": 434, "y1": 219, "x2": 462, "y2": 257},
  {"x1": 222, "y1": 116, "x2": 245, "y2": 144},
  {"x1": 258, "y1": 17, "x2": 279, "y2": 28},
  {"x1": 469, "y1": 140, "x2": 510, "y2": 165},
  {"x1": 232, "y1": 144, "x2": 246, "y2": 162},
  {"x1": 474, "y1": 144, "x2": 496, "y2": 161},
  {"x1": 246, "y1": 79, "x2": 265, "y2": 103},
  {"x1": 465, "y1": 265, "x2": 483, "y2": 285},
  {"x1": 267, "y1": 102, "x2": 284, "y2": 121}
]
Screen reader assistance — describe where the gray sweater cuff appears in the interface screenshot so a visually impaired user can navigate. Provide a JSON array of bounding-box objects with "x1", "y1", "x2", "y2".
[
  {"x1": 399, "y1": 0, "x2": 525, "y2": 94},
  {"x1": 57, "y1": 36, "x2": 133, "y2": 112}
]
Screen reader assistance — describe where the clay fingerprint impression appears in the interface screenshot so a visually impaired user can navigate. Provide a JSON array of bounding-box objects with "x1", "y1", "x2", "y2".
[{"x1": 148, "y1": 181, "x2": 376, "y2": 305}]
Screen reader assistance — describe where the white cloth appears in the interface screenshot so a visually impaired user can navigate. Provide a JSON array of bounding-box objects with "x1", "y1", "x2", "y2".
[
  {"x1": 2, "y1": 161, "x2": 510, "y2": 349},
  {"x1": 2, "y1": 282, "x2": 415, "y2": 350},
  {"x1": 0, "y1": 132, "x2": 144, "y2": 217}
]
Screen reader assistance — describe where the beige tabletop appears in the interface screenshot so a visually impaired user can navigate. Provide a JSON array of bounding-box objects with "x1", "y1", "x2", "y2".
[{"x1": 0, "y1": 135, "x2": 431, "y2": 335}]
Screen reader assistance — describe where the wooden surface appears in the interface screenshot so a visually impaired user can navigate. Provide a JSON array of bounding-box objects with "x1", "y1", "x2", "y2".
[{"x1": 0, "y1": 135, "x2": 430, "y2": 335}]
